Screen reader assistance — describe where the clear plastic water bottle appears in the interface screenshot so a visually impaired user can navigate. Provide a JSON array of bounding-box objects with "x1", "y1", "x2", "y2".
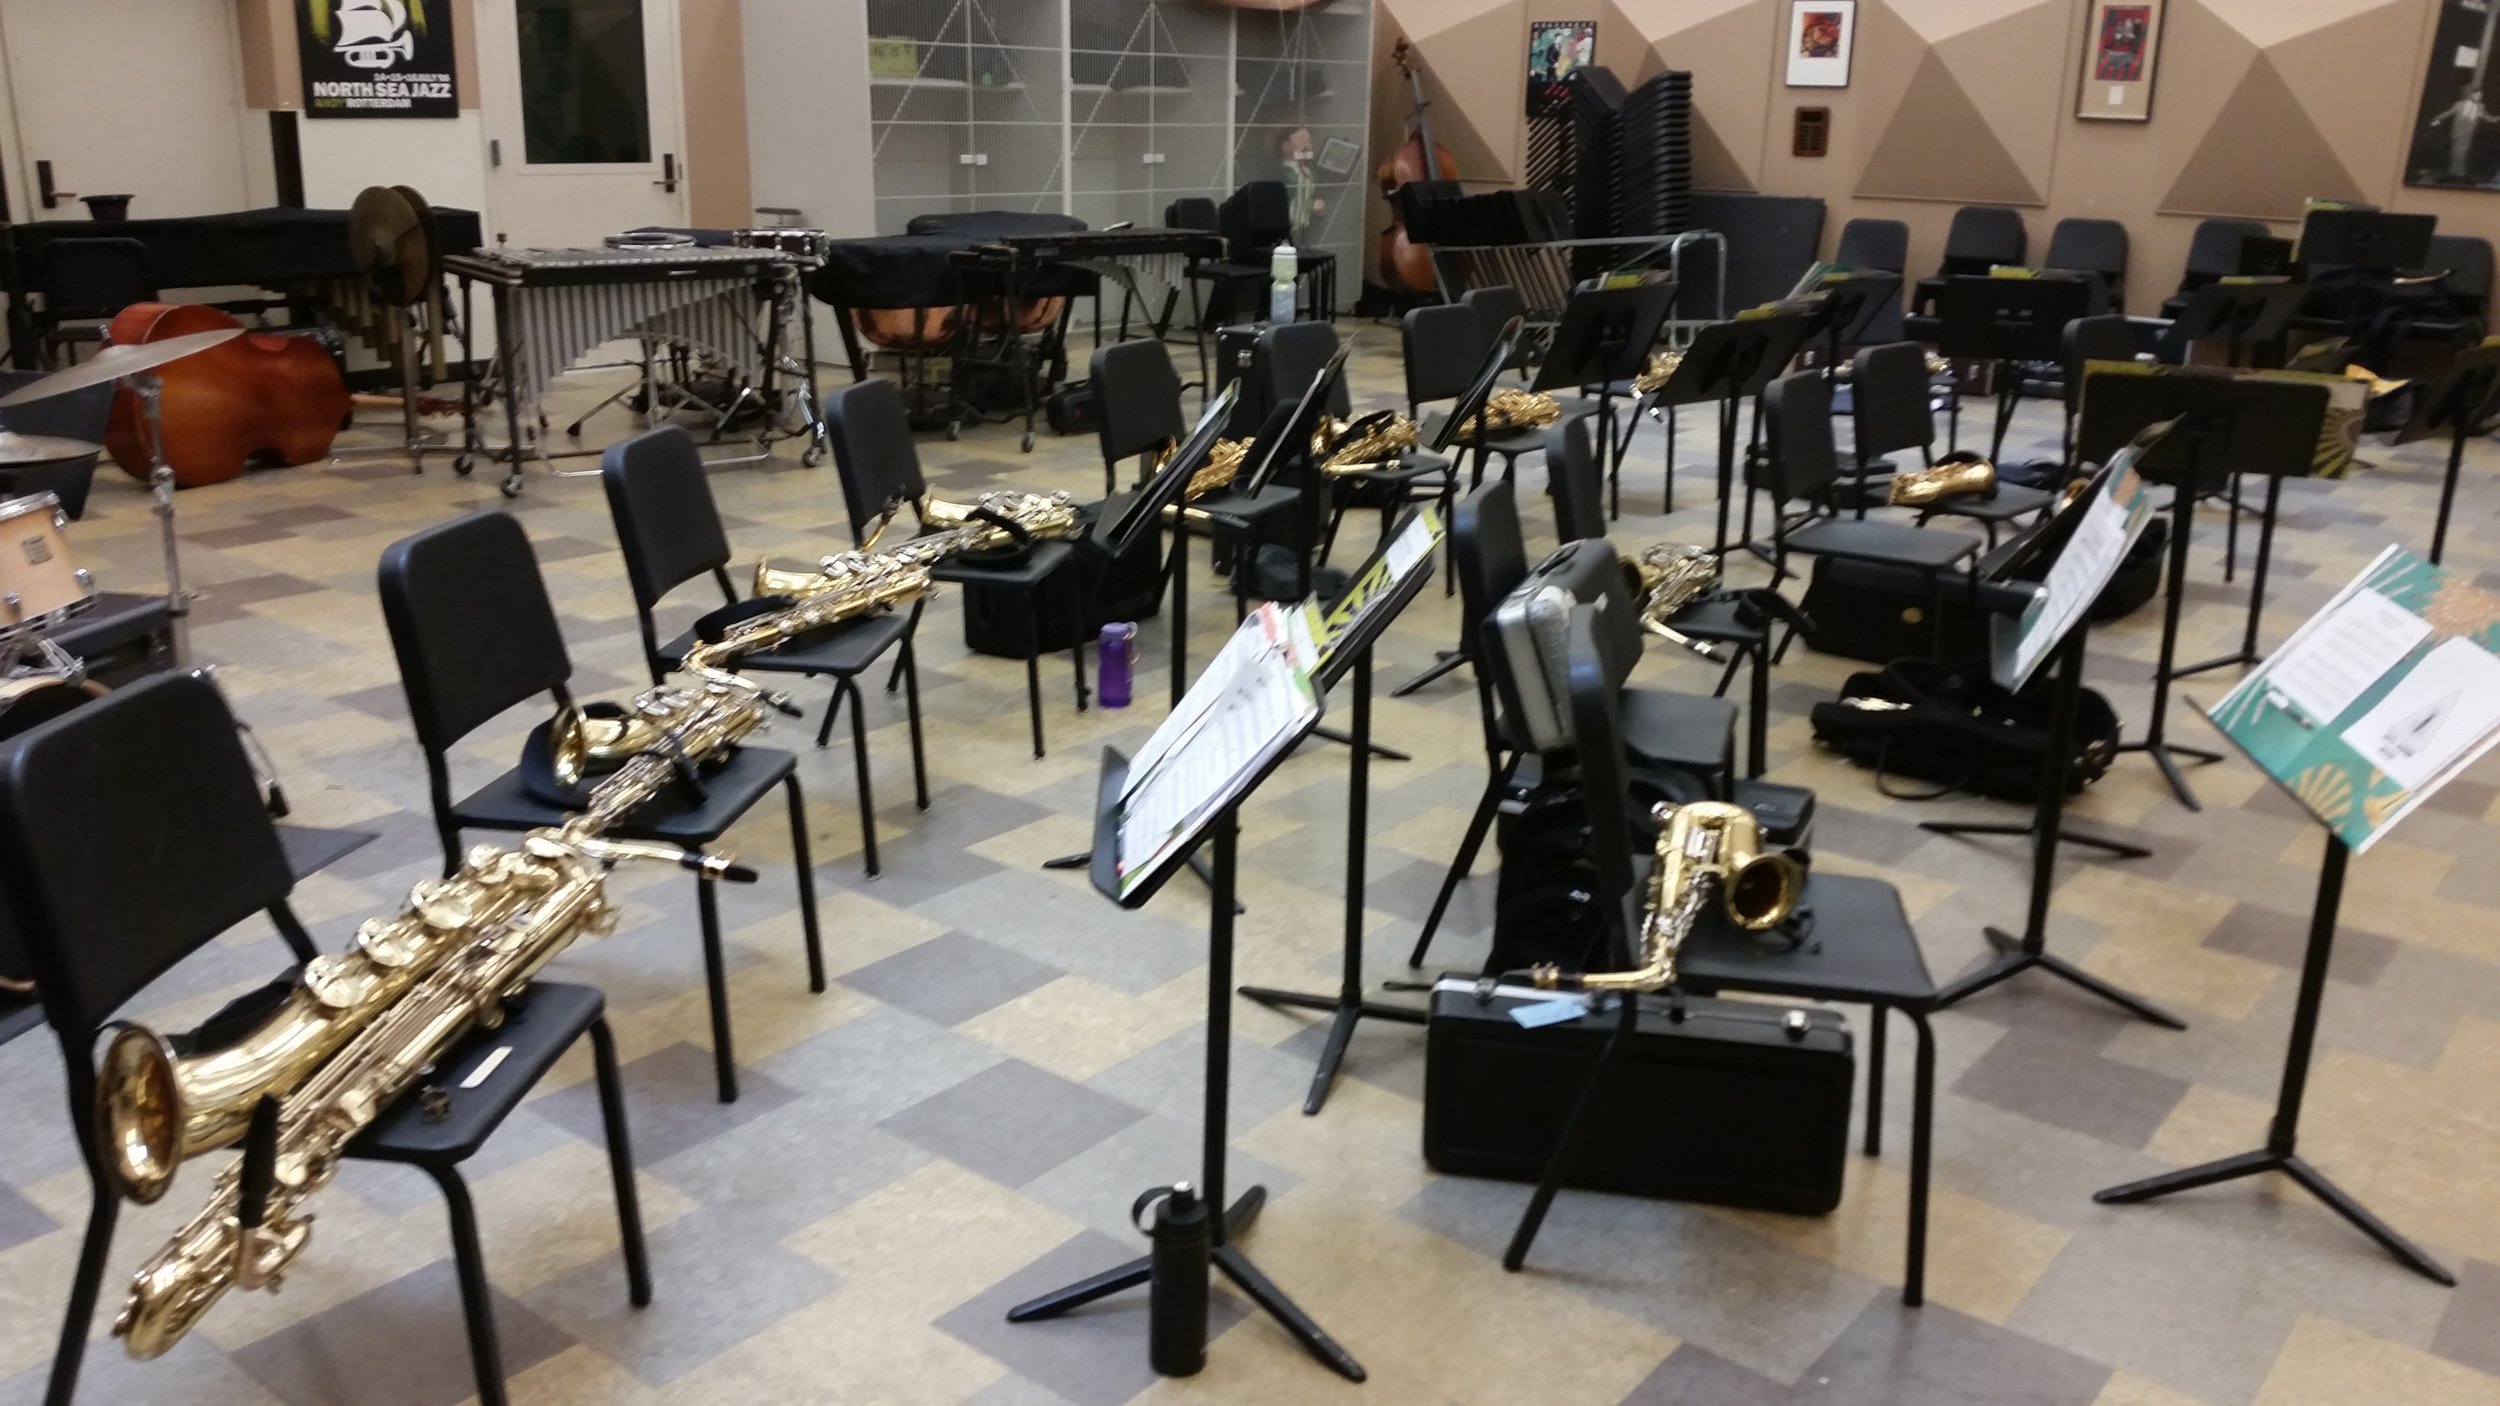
[
  {"x1": 1268, "y1": 239, "x2": 1298, "y2": 325},
  {"x1": 1097, "y1": 621, "x2": 1135, "y2": 708}
]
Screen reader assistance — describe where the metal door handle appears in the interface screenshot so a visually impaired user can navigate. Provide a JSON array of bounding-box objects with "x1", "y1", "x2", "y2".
[
  {"x1": 36, "y1": 161, "x2": 72, "y2": 210},
  {"x1": 655, "y1": 153, "x2": 678, "y2": 192}
]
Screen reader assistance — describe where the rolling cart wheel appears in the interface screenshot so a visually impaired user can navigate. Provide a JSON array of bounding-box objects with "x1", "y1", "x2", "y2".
[
  {"x1": 500, "y1": 471, "x2": 523, "y2": 498},
  {"x1": 453, "y1": 453, "x2": 474, "y2": 477},
  {"x1": 566, "y1": 419, "x2": 587, "y2": 438},
  {"x1": 801, "y1": 443, "x2": 823, "y2": 468},
  {"x1": 1021, "y1": 430, "x2": 1035, "y2": 453},
  {"x1": 946, "y1": 421, "x2": 961, "y2": 441}
]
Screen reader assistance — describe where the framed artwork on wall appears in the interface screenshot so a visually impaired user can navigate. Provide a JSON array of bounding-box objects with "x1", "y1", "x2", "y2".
[
  {"x1": 1527, "y1": 20, "x2": 1598, "y2": 116},
  {"x1": 1785, "y1": 2, "x2": 1855, "y2": 90},
  {"x1": 2408, "y1": 0, "x2": 2500, "y2": 190},
  {"x1": 2077, "y1": 0, "x2": 2164, "y2": 122}
]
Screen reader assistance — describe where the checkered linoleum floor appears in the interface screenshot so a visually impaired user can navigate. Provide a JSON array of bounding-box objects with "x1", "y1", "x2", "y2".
[{"x1": 2, "y1": 327, "x2": 2498, "y2": 1406}]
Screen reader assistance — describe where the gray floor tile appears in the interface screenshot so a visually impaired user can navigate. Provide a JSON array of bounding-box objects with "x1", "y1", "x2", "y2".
[
  {"x1": 1619, "y1": 1343, "x2": 1791, "y2": 1405},
  {"x1": 844, "y1": 930, "x2": 1066, "y2": 1027},
  {"x1": 230, "y1": 1259, "x2": 574, "y2": 1406},
  {"x1": 532, "y1": 1041, "x2": 799, "y2": 1166},
  {"x1": 1952, "y1": 1031, "x2": 2191, "y2": 1149},
  {"x1": 1795, "y1": 1300, "x2": 2109, "y2": 1406},
  {"x1": 521, "y1": 1207, "x2": 839, "y2": 1386},
  {"x1": 881, "y1": 1059, "x2": 1149, "y2": 1187},
  {"x1": 933, "y1": 1231, "x2": 1248, "y2": 1406}
]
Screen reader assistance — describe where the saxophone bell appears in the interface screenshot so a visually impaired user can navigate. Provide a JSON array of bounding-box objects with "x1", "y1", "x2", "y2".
[
  {"x1": 97, "y1": 1023, "x2": 185, "y2": 1204},
  {"x1": 1887, "y1": 451, "x2": 1997, "y2": 507}
]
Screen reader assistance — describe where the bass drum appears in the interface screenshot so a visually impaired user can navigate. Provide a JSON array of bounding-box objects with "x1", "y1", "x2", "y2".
[{"x1": 0, "y1": 675, "x2": 107, "y2": 994}]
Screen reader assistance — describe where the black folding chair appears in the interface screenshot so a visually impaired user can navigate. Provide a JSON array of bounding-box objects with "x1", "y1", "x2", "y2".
[
  {"x1": 1403, "y1": 303, "x2": 1543, "y2": 484},
  {"x1": 1835, "y1": 219, "x2": 1910, "y2": 345},
  {"x1": 1093, "y1": 338, "x2": 1187, "y2": 496},
  {"x1": 1908, "y1": 205, "x2": 2028, "y2": 335},
  {"x1": 603, "y1": 424, "x2": 925, "y2": 874},
  {"x1": 1851, "y1": 342, "x2": 2054, "y2": 542},
  {"x1": 2162, "y1": 218, "x2": 2272, "y2": 319},
  {"x1": 0, "y1": 673, "x2": 650, "y2": 1406},
  {"x1": 2045, "y1": 218, "x2": 2129, "y2": 313},
  {"x1": 824, "y1": 377, "x2": 1090, "y2": 758},
  {"x1": 1264, "y1": 319, "x2": 1450, "y2": 560},
  {"x1": 378, "y1": 512, "x2": 823, "y2": 1104}
]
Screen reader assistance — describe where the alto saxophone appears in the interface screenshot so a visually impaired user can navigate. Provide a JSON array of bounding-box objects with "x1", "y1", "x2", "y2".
[
  {"x1": 104, "y1": 676, "x2": 772, "y2": 1359},
  {"x1": 1887, "y1": 451, "x2": 1998, "y2": 507},
  {"x1": 1313, "y1": 411, "x2": 1420, "y2": 474},
  {"x1": 1525, "y1": 801, "x2": 1803, "y2": 993},
  {"x1": 1623, "y1": 542, "x2": 1723, "y2": 659},
  {"x1": 1452, "y1": 386, "x2": 1563, "y2": 439}
]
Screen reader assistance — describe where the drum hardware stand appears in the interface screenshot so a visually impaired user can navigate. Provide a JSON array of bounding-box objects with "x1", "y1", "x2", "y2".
[
  {"x1": 329, "y1": 307, "x2": 451, "y2": 469},
  {"x1": 129, "y1": 374, "x2": 192, "y2": 667},
  {"x1": 1926, "y1": 624, "x2": 2181, "y2": 1028},
  {"x1": 2095, "y1": 830, "x2": 2452, "y2": 1285}
]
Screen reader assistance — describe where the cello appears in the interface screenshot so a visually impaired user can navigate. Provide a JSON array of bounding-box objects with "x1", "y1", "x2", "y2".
[
  {"x1": 1377, "y1": 37, "x2": 1458, "y2": 296},
  {"x1": 103, "y1": 303, "x2": 350, "y2": 489}
]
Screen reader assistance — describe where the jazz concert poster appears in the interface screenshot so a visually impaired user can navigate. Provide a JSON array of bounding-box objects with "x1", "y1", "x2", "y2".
[
  {"x1": 2077, "y1": 0, "x2": 2163, "y2": 123},
  {"x1": 1527, "y1": 20, "x2": 1598, "y2": 116},
  {"x1": 1785, "y1": 1, "x2": 1855, "y2": 89},
  {"x1": 2408, "y1": 0, "x2": 2500, "y2": 190},
  {"x1": 298, "y1": 0, "x2": 459, "y2": 119}
]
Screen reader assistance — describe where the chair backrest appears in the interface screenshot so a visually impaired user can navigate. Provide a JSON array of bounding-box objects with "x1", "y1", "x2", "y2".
[
  {"x1": 1546, "y1": 415, "x2": 1606, "y2": 543},
  {"x1": 1164, "y1": 197, "x2": 1218, "y2": 234},
  {"x1": 1453, "y1": 481, "x2": 1532, "y2": 752},
  {"x1": 2182, "y1": 218, "x2": 2269, "y2": 283},
  {"x1": 1836, "y1": 218, "x2": 1909, "y2": 274},
  {"x1": 40, "y1": 237, "x2": 155, "y2": 319},
  {"x1": 1092, "y1": 338, "x2": 1187, "y2": 468},
  {"x1": 2064, "y1": 315, "x2": 2138, "y2": 416},
  {"x1": 1762, "y1": 370, "x2": 1843, "y2": 505},
  {"x1": 2046, "y1": 218, "x2": 2129, "y2": 282},
  {"x1": 2426, "y1": 234, "x2": 2495, "y2": 311},
  {"x1": 1221, "y1": 180, "x2": 1292, "y2": 253},
  {"x1": 1257, "y1": 320, "x2": 1351, "y2": 420},
  {"x1": 1563, "y1": 604, "x2": 1640, "y2": 952},
  {"x1": 1462, "y1": 286, "x2": 1534, "y2": 373},
  {"x1": 377, "y1": 511, "x2": 571, "y2": 755},
  {"x1": 1402, "y1": 302, "x2": 1489, "y2": 408},
  {"x1": 1850, "y1": 341, "x2": 1934, "y2": 461},
  {"x1": 823, "y1": 378, "x2": 931, "y2": 547},
  {"x1": 0, "y1": 672, "x2": 293, "y2": 1040},
  {"x1": 1941, "y1": 205, "x2": 2026, "y2": 272}
]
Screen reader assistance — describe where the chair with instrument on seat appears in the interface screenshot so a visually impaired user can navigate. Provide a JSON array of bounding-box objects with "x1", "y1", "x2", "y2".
[
  {"x1": 36, "y1": 236, "x2": 155, "y2": 366},
  {"x1": 0, "y1": 672, "x2": 652, "y2": 1406},
  {"x1": 1906, "y1": 206, "x2": 2028, "y2": 339},
  {"x1": 1850, "y1": 342, "x2": 2054, "y2": 543},
  {"x1": 1262, "y1": 319, "x2": 1449, "y2": 563},
  {"x1": 379, "y1": 511, "x2": 824, "y2": 1104},
  {"x1": 603, "y1": 424, "x2": 924, "y2": 875},
  {"x1": 824, "y1": 377, "x2": 1090, "y2": 759},
  {"x1": 1093, "y1": 338, "x2": 1188, "y2": 497},
  {"x1": 1404, "y1": 302, "x2": 1545, "y2": 488}
]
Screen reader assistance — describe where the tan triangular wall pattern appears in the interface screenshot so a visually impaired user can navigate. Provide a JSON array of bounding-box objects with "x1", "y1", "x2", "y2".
[
  {"x1": 2159, "y1": 52, "x2": 2367, "y2": 218},
  {"x1": 1396, "y1": 0, "x2": 1524, "y2": 185},
  {"x1": 1855, "y1": 49, "x2": 2042, "y2": 204},
  {"x1": 1647, "y1": 0, "x2": 1777, "y2": 192}
]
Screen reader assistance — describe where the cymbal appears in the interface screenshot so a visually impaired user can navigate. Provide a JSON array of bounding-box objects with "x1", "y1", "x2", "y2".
[
  {"x1": 0, "y1": 431, "x2": 102, "y2": 466},
  {"x1": 0, "y1": 329, "x2": 243, "y2": 407}
]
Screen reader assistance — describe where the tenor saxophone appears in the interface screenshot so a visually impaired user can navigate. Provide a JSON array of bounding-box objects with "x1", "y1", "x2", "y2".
[
  {"x1": 102, "y1": 678, "x2": 770, "y2": 1358},
  {"x1": 1623, "y1": 542, "x2": 1722, "y2": 659},
  {"x1": 1452, "y1": 386, "x2": 1563, "y2": 439},
  {"x1": 1524, "y1": 801, "x2": 1803, "y2": 993}
]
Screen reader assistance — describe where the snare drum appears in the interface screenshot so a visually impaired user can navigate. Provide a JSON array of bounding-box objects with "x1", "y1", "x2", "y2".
[
  {"x1": 606, "y1": 230, "x2": 696, "y2": 250},
  {"x1": 0, "y1": 493, "x2": 93, "y2": 628},
  {"x1": 734, "y1": 228, "x2": 831, "y2": 263}
]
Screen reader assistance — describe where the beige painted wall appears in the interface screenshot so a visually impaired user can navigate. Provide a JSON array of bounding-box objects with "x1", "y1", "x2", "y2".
[
  {"x1": 1377, "y1": 0, "x2": 2500, "y2": 311},
  {"x1": 679, "y1": 0, "x2": 752, "y2": 226}
]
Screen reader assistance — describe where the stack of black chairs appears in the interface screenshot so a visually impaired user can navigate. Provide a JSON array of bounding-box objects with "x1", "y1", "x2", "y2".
[{"x1": 1613, "y1": 70, "x2": 1694, "y2": 238}]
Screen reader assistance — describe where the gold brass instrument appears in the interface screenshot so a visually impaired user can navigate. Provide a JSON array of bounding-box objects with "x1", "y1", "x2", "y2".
[
  {"x1": 1887, "y1": 451, "x2": 1998, "y2": 507},
  {"x1": 1834, "y1": 350, "x2": 1954, "y2": 383},
  {"x1": 1452, "y1": 386, "x2": 1562, "y2": 439},
  {"x1": 1313, "y1": 410, "x2": 1419, "y2": 475},
  {"x1": 101, "y1": 675, "x2": 771, "y2": 1358},
  {"x1": 1526, "y1": 801, "x2": 1803, "y2": 993},
  {"x1": 1632, "y1": 348, "x2": 1685, "y2": 397},
  {"x1": 1623, "y1": 542, "x2": 1723, "y2": 660},
  {"x1": 1149, "y1": 434, "x2": 1250, "y2": 503},
  {"x1": 750, "y1": 488, "x2": 1079, "y2": 602}
]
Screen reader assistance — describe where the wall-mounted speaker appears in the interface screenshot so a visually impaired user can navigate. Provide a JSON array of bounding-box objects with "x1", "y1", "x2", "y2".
[{"x1": 1793, "y1": 107, "x2": 1830, "y2": 158}]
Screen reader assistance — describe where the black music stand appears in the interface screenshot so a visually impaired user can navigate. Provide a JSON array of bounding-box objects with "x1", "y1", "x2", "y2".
[
  {"x1": 1649, "y1": 311, "x2": 1816, "y2": 557},
  {"x1": 2296, "y1": 209, "x2": 2437, "y2": 275},
  {"x1": 1531, "y1": 279, "x2": 1679, "y2": 522},
  {"x1": 2075, "y1": 367, "x2": 2329, "y2": 810},
  {"x1": 2096, "y1": 825, "x2": 2450, "y2": 1284},
  {"x1": 1812, "y1": 272, "x2": 1905, "y2": 373},
  {"x1": 1937, "y1": 275, "x2": 2095, "y2": 464},
  {"x1": 2394, "y1": 343, "x2": 2500, "y2": 566},
  {"x1": 1008, "y1": 631, "x2": 1368, "y2": 1381},
  {"x1": 1390, "y1": 322, "x2": 1531, "y2": 698},
  {"x1": 1925, "y1": 451, "x2": 2183, "y2": 1028},
  {"x1": 1238, "y1": 510, "x2": 1443, "y2": 1114}
]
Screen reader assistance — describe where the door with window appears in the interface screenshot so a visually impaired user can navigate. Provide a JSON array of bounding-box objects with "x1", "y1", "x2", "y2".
[{"x1": 475, "y1": 0, "x2": 688, "y2": 246}]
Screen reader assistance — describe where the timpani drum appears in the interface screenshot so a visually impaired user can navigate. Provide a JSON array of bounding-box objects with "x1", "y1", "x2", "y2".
[{"x1": 0, "y1": 492, "x2": 93, "y2": 629}]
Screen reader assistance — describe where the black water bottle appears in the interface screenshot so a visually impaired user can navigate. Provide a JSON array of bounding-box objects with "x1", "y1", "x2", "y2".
[{"x1": 1134, "y1": 1181, "x2": 1210, "y2": 1376}]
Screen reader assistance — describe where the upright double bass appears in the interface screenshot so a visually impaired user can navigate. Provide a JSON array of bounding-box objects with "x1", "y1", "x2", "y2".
[{"x1": 1377, "y1": 37, "x2": 1459, "y2": 296}]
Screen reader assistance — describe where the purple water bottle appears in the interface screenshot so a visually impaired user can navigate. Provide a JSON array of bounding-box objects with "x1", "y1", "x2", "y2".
[{"x1": 1098, "y1": 622, "x2": 1136, "y2": 708}]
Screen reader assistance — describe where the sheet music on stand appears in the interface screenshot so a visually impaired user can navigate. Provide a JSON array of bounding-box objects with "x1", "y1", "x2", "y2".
[
  {"x1": 1991, "y1": 421, "x2": 2168, "y2": 692},
  {"x1": 1114, "y1": 603, "x2": 1322, "y2": 900},
  {"x1": 2204, "y1": 545, "x2": 2500, "y2": 853},
  {"x1": 1313, "y1": 505, "x2": 1445, "y2": 685}
]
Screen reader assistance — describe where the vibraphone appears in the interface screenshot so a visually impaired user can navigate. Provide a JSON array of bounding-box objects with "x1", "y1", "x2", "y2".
[
  {"x1": 948, "y1": 227, "x2": 1228, "y2": 449},
  {"x1": 445, "y1": 242, "x2": 818, "y2": 496}
]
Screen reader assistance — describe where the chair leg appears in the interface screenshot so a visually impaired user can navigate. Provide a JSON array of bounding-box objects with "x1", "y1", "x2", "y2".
[
  {"x1": 901, "y1": 645, "x2": 930, "y2": 811},
  {"x1": 1067, "y1": 588, "x2": 1090, "y2": 713},
  {"x1": 844, "y1": 678, "x2": 880, "y2": 877},
  {"x1": 885, "y1": 652, "x2": 906, "y2": 696},
  {"x1": 784, "y1": 776, "x2": 826, "y2": 991},
  {"x1": 426, "y1": 1166, "x2": 511, "y2": 1406},
  {"x1": 586, "y1": 1018, "x2": 654, "y2": 1307},
  {"x1": 813, "y1": 677, "x2": 844, "y2": 749},
  {"x1": 43, "y1": 1192, "x2": 117, "y2": 1406},
  {"x1": 696, "y1": 876, "x2": 740, "y2": 1102},
  {"x1": 1024, "y1": 599, "x2": 1046, "y2": 759}
]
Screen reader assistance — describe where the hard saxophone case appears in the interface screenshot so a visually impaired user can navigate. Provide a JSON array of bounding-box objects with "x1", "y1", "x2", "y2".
[
  {"x1": 1423, "y1": 979, "x2": 1854, "y2": 1215},
  {"x1": 1487, "y1": 538, "x2": 1621, "y2": 754}
]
